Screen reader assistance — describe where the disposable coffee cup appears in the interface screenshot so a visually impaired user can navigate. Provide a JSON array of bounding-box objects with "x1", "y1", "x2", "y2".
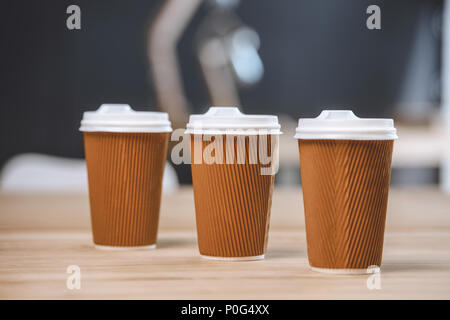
[
  {"x1": 80, "y1": 104, "x2": 172, "y2": 250},
  {"x1": 186, "y1": 107, "x2": 281, "y2": 260},
  {"x1": 295, "y1": 110, "x2": 397, "y2": 274}
]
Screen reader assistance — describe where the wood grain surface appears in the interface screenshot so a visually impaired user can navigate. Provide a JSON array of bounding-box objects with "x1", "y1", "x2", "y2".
[{"x1": 1, "y1": 187, "x2": 450, "y2": 299}]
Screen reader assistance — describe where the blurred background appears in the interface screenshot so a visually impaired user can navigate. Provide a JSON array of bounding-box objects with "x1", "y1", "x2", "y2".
[{"x1": 1, "y1": 0, "x2": 449, "y2": 193}]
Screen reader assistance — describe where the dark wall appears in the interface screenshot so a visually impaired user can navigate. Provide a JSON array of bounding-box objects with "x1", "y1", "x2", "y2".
[
  {"x1": 0, "y1": 0, "x2": 442, "y2": 179},
  {"x1": 0, "y1": 0, "x2": 162, "y2": 166}
]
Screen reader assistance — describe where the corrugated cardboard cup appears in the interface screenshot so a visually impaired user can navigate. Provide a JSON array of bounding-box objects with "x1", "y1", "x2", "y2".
[
  {"x1": 80, "y1": 104, "x2": 172, "y2": 250},
  {"x1": 295, "y1": 110, "x2": 397, "y2": 274},
  {"x1": 186, "y1": 107, "x2": 281, "y2": 260}
]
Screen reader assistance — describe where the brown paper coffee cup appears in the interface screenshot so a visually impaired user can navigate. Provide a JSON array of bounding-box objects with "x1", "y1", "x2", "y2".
[
  {"x1": 295, "y1": 110, "x2": 397, "y2": 273},
  {"x1": 299, "y1": 139, "x2": 393, "y2": 272},
  {"x1": 84, "y1": 132, "x2": 169, "y2": 248},
  {"x1": 190, "y1": 134, "x2": 276, "y2": 260},
  {"x1": 80, "y1": 104, "x2": 172, "y2": 249}
]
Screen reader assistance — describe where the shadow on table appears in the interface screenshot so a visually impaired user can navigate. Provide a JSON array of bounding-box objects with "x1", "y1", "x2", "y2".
[
  {"x1": 266, "y1": 247, "x2": 304, "y2": 259},
  {"x1": 381, "y1": 262, "x2": 449, "y2": 274},
  {"x1": 157, "y1": 237, "x2": 197, "y2": 249}
]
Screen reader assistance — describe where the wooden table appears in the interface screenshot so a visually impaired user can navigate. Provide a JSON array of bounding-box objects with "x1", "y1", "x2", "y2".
[{"x1": 1, "y1": 187, "x2": 450, "y2": 299}]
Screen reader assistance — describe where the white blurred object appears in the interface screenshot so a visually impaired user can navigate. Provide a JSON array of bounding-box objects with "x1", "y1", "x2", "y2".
[
  {"x1": 196, "y1": 1, "x2": 264, "y2": 106},
  {"x1": 0, "y1": 153, "x2": 179, "y2": 194},
  {"x1": 148, "y1": 0, "x2": 202, "y2": 129},
  {"x1": 211, "y1": 0, "x2": 239, "y2": 9},
  {"x1": 229, "y1": 27, "x2": 264, "y2": 85}
]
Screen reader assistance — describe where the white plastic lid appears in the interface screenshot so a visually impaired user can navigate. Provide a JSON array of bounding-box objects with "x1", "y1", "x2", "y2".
[
  {"x1": 79, "y1": 104, "x2": 172, "y2": 133},
  {"x1": 185, "y1": 106, "x2": 281, "y2": 135},
  {"x1": 294, "y1": 110, "x2": 398, "y2": 140}
]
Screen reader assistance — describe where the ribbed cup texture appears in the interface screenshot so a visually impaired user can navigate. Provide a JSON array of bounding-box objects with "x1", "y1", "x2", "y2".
[
  {"x1": 298, "y1": 139, "x2": 394, "y2": 269},
  {"x1": 84, "y1": 132, "x2": 169, "y2": 247},
  {"x1": 190, "y1": 135, "x2": 276, "y2": 258}
]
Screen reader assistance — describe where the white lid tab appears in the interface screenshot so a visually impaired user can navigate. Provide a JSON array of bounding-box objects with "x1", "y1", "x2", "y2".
[
  {"x1": 294, "y1": 110, "x2": 397, "y2": 140},
  {"x1": 79, "y1": 104, "x2": 172, "y2": 133},
  {"x1": 185, "y1": 106, "x2": 281, "y2": 135}
]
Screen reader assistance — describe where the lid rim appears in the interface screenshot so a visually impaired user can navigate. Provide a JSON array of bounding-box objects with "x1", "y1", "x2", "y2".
[
  {"x1": 294, "y1": 133, "x2": 398, "y2": 140},
  {"x1": 185, "y1": 129, "x2": 283, "y2": 135},
  {"x1": 80, "y1": 127, "x2": 173, "y2": 133},
  {"x1": 295, "y1": 128, "x2": 397, "y2": 134}
]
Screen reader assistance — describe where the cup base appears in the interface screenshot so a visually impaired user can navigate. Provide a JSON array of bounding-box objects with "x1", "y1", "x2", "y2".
[
  {"x1": 94, "y1": 244, "x2": 157, "y2": 251},
  {"x1": 201, "y1": 254, "x2": 265, "y2": 261},
  {"x1": 310, "y1": 266, "x2": 380, "y2": 275}
]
